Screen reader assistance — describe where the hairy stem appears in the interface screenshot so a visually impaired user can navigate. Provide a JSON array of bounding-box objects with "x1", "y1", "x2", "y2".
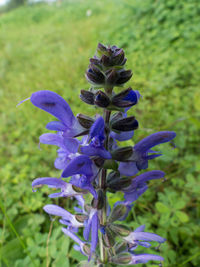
[{"x1": 99, "y1": 109, "x2": 111, "y2": 264}]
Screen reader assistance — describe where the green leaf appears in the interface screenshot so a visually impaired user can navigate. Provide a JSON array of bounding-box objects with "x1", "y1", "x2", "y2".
[
  {"x1": 175, "y1": 211, "x2": 189, "y2": 223},
  {"x1": 155, "y1": 202, "x2": 170, "y2": 213}
]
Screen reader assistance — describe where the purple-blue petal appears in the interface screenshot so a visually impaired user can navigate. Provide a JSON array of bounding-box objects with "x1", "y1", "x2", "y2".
[
  {"x1": 63, "y1": 138, "x2": 79, "y2": 153},
  {"x1": 90, "y1": 116, "x2": 105, "y2": 140},
  {"x1": 91, "y1": 211, "x2": 99, "y2": 253},
  {"x1": 62, "y1": 155, "x2": 93, "y2": 177},
  {"x1": 43, "y1": 204, "x2": 73, "y2": 220},
  {"x1": 30, "y1": 90, "x2": 75, "y2": 127},
  {"x1": 39, "y1": 133, "x2": 64, "y2": 147},
  {"x1": 46, "y1": 121, "x2": 67, "y2": 131},
  {"x1": 81, "y1": 146, "x2": 111, "y2": 159},
  {"x1": 118, "y1": 162, "x2": 139, "y2": 176},
  {"x1": 134, "y1": 131, "x2": 176, "y2": 154},
  {"x1": 132, "y1": 170, "x2": 165, "y2": 186},
  {"x1": 133, "y1": 232, "x2": 166, "y2": 243},
  {"x1": 131, "y1": 254, "x2": 164, "y2": 264},
  {"x1": 32, "y1": 177, "x2": 66, "y2": 189},
  {"x1": 111, "y1": 130, "x2": 134, "y2": 141}
]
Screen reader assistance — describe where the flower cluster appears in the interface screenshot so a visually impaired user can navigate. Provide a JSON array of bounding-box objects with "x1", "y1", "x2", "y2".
[{"x1": 28, "y1": 43, "x2": 176, "y2": 266}]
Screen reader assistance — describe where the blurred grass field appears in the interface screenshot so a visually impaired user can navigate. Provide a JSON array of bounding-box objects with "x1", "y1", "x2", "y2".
[{"x1": 0, "y1": 0, "x2": 200, "y2": 266}]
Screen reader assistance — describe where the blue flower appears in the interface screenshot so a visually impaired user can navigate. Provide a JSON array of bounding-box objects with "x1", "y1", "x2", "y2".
[
  {"x1": 119, "y1": 131, "x2": 176, "y2": 176},
  {"x1": 31, "y1": 90, "x2": 85, "y2": 137},
  {"x1": 81, "y1": 116, "x2": 111, "y2": 159},
  {"x1": 123, "y1": 225, "x2": 166, "y2": 249},
  {"x1": 122, "y1": 170, "x2": 165, "y2": 203}
]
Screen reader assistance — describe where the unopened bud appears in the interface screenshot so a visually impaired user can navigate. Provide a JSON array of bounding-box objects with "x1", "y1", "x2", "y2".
[
  {"x1": 112, "y1": 49, "x2": 125, "y2": 66},
  {"x1": 111, "y1": 253, "x2": 132, "y2": 265},
  {"x1": 110, "y1": 224, "x2": 131, "y2": 237},
  {"x1": 108, "y1": 204, "x2": 127, "y2": 222},
  {"x1": 106, "y1": 69, "x2": 119, "y2": 85},
  {"x1": 111, "y1": 146, "x2": 133, "y2": 161},
  {"x1": 116, "y1": 70, "x2": 132, "y2": 85},
  {"x1": 86, "y1": 67, "x2": 105, "y2": 86},
  {"x1": 91, "y1": 190, "x2": 104, "y2": 210},
  {"x1": 112, "y1": 88, "x2": 138, "y2": 108},
  {"x1": 80, "y1": 90, "x2": 95, "y2": 105},
  {"x1": 101, "y1": 54, "x2": 111, "y2": 67},
  {"x1": 97, "y1": 43, "x2": 108, "y2": 57},
  {"x1": 111, "y1": 116, "x2": 139, "y2": 132},
  {"x1": 94, "y1": 90, "x2": 110, "y2": 108},
  {"x1": 77, "y1": 113, "x2": 94, "y2": 129}
]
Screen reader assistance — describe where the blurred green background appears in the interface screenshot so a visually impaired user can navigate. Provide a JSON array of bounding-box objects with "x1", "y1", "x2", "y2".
[{"x1": 0, "y1": 0, "x2": 200, "y2": 266}]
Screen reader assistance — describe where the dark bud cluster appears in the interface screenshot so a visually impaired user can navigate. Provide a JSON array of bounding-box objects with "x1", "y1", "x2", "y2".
[{"x1": 85, "y1": 43, "x2": 132, "y2": 88}]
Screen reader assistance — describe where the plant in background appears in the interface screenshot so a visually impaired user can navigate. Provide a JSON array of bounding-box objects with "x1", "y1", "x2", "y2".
[{"x1": 28, "y1": 44, "x2": 176, "y2": 266}]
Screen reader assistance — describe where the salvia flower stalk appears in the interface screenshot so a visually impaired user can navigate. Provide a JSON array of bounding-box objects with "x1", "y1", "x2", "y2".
[{"x1": 25, "y1": 43, "x2": 176, "y2": 266}]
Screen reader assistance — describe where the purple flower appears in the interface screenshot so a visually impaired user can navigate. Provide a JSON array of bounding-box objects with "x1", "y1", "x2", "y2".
[
  {"x1": 62, "y1": 155, "x2": 94, "y2": 177},
  {"x1": 81, "y1": 116, "x2": 111, "y2": 159},
  {"x1": 122, "y1": 170, "x2": 165, "y2": 203},
  {"x1": 83, "y1": 208, "x2": 99, "y2": 258},
  {"x1": 119, "y1": 131, "x2": 176, "y2": 176},
  {"x1": 123, "y1": 225, "x2": 166, "y2": 249},
  {"x1": 30, "y1": 90, "x2": 85, "y2": 137},
  {"x1": 62, "y1": 228, "x2": 90, "y2": 257},
  {"x1": 43, "y1": 204, "x2": 84, "y2": 229},
  {"x1": 129, "y1": 253, "x2": 164, "y2": 264},
  {"x1": 32, "y1": 177, "x2": 87, "y2": 198}
]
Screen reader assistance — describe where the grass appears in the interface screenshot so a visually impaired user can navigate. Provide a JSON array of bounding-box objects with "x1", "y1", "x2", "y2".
[{"x1": 0, "y1": 0, "x2": 200, "y2": 266}]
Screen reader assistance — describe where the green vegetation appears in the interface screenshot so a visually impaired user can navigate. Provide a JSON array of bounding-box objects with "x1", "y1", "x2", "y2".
[{"x1": 0, "y1": 0, "x2": 200, "y2": 266}]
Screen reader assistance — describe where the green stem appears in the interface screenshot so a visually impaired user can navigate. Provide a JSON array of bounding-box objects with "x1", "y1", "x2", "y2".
[{"x1": 99, "y1": 109, "x2": 111, "y2": 264}]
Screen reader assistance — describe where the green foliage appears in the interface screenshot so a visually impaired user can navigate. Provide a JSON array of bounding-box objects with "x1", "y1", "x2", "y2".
[{"x1": 0, "y1": 0, "x2": 199, "y2": 266}]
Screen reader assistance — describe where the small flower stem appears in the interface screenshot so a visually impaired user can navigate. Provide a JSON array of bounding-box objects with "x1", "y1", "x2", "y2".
[{"x1": 99, "y1": 108, "x2": 111, "y2": 264}]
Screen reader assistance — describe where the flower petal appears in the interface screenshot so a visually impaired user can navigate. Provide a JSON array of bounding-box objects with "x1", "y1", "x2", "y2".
[
  {"x1": 39, "y1": 133, "x2": 64, "y2": 147},
  {"x1": 30, "y1": 90, "x2": 75, "y2": 127},
  {"x1": 134, "y1": 131, "x2": 176, "y2": 154},
  {"x1": 62, "y1": 155, "x2": 93, "y2": 177},
  {"x1": 46, "y1": 121, "x2": 67, "y2": 131},
  {"x1": 81, "y1": 146, "x2": 111, "y2": 159},
  {"x1": 43, "y1": 204, "x2": 73, "y2": 220},
  {"x1": 131, "y1": 254, "x2": 164, "y2": 264},
  {"x1": 32, "y1": 177, "x2": 66, "y2": 189},
  {"x1": 118, "y1": 162, "x2": 139, "y2": 176}
]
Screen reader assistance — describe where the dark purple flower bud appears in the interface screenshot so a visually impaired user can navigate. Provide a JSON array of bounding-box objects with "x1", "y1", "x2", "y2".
[
  {"x1": 111, "y1": 146, "x2": 133, "y2": 161},
  {"x1": 86, "y1": 67, "x2": 105, "y2": 86},
  {"x1": 108, "y1": 204, "x2": 128, "y2": 222},
  {"x1": 80, "y1": 90, "x2": 95, "y2": 105},
  {"x1": 111, "y1": 116, "x2": 139, "y2": 132},
  {"x1": 106, "y1": 69, "x2": 119, "y2": 85},
  {"x1": 116, "y1": 70, "x2": 132, "y2": 85},
  {"x1": 112, "y1": 49, "x2": 125, "y2": 65},
  {"x1": 112, "y1": 88, "x2": 140, "y2": 108},
  {"x1": 97, "y1": 43, "x2": 108, "y2": 54},
  {"x1": 76, "y1": 114, "x2": 94, "y2": 129},
  {"x1": 94, "y1": 90, "x2": 110, "y2": 108},
  {"x1": 101, "y1": 55, "x2": 111, "y2": 67},
  {"x1": 111, "y1": 253, "x2": 132, "y2": 265}
]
